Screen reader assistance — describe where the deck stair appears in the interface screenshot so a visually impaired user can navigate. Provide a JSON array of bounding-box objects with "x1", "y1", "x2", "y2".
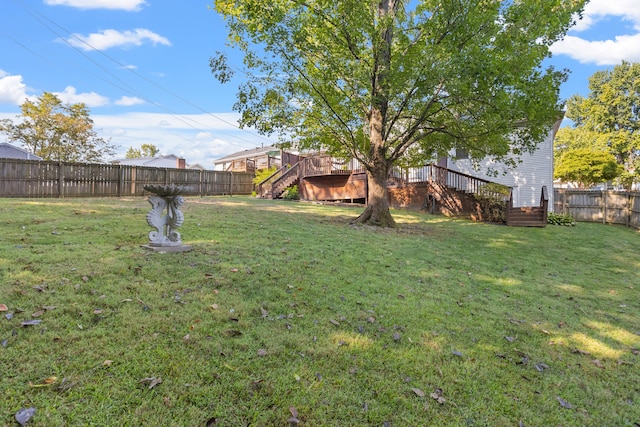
[
  {"x1": 505, "y1": 186, "x2": 548, "y2": 227},
  {"x1": 257, "y1": 162, "x2": 300, "y2": 199}
]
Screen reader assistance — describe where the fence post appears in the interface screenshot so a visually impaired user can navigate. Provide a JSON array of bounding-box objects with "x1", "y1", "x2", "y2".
[
  {"x1": 602, "y1": 190, "x2": 607, "y2": 224},
  {"x1": 230, "y1": 171, "x2": 234, "y2": 196},
  {"x1": 58, "y1": 161, "x2": 64, "y2": 198}
]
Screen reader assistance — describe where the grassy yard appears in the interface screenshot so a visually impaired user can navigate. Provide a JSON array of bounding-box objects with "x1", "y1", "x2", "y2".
[{"x1": 0, "y1": 196, "x2": 638, "y2": 426}]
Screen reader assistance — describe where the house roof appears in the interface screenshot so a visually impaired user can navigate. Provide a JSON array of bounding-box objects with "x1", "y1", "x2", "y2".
[
  {"x1": 213, "y1": 145, "x2": 280, "y2": 164},
  {"x1": 112, "y1": 154, "x2": 181, "y2": 168},
  {"x1": 0, "y1": 143, "x2": 43, "y2": 160}
]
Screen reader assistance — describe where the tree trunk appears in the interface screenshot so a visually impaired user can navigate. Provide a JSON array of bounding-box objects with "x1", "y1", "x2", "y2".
[{"x1": 353, "y1": 163, "x2": 396, "y2": 227}]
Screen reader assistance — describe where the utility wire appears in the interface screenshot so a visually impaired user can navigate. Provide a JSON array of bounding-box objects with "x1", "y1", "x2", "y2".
[{"x1": 10, "y1": 0, "x2": 276, "y2": 149}]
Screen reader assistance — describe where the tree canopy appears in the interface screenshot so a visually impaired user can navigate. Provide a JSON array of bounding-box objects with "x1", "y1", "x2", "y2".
[
  {"x1": 563, "y1": 61, "x2": 640, "y2": 188},
  {"x1": 0, "y1": 92, "x2": 115, "y2": 163},
  {"x1": 212, "y1": 0, "x2": 586, "y2": 226},
  {"x1": 126, "y1": 144, "x2": 160, "y2": 158},
  {"x1": 554, "y1": 148, "x2": 622, "y2": 188}
]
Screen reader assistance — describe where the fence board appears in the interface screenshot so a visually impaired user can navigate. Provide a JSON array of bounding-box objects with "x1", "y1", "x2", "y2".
[
  {"x1": 554, "y1": 188, "x2": 640, "y2": 229},
  {"x1": 0, "y1": 159, "x2": 254, "y2": 198}
]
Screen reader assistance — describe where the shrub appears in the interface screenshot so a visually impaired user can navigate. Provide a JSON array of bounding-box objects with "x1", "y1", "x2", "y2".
[
  {"x1": 281, "y1": 185, "x2": 300, "y2": 200},
  {"x1": 253, "y1": 166, "x2": 278, "y2": 185},
  {"x1": 475, "y1": 183, "x2": 510, "y2": 223},
  {"x1": 547, "y1": 212, "x2": 576, "y2": 226}
]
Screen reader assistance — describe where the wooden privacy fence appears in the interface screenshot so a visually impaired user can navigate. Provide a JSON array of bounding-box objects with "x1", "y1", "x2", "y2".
[
  {"x1": 554, "y1": 188, "x2": 640, "y2": 229},
  {"x1": 0, "y1": 158, "x2": 254, "y2": 198}
]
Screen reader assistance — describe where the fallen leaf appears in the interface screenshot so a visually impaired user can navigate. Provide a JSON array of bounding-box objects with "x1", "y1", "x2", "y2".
[
  {"x1": 571, "y1": 348, "x2": 590, "y2": 355},
  {"x1": 42, "y1": 306, "x2": 56, "y2": 311},
  {"x1": 393, "y1": 332, "x2": 402, "y2": 341},
  {"x1": 21, "y1": 320, "x2": 42, "y2": 326},
  {"x1": 412, "y1": 388, "x2": 425, "y2": 397},
  {"x1": 103, "y1": 360, "x2": 113, "y2": 366},
  {"x1": 257, "y1": 349, "x2": 267, "y2": 357},
  {"x1": 230, "y1": 268, "x2": 239, "y2": 273},
  {"x1": 120, "y1": 298, "x2": 133, "y2": 303},
  {"x1": 15, "y1": 407, "x2": 36, "y2": 426},
  {"x1": 430, "y1": 388, "x2": 446, "y2": 404},
  {"x1": 31, "y1": 310, "x2": 45, "y2": 317},
  {"x1": 452, "y1": 350, "x2": 464, "y2": 357},
  {"x1": 205, "y1": 417, "x2": 219, "y2": 426},
  {"x1": 289, "y1": 407, "x2": 298, "y2": 418},
  {"x1": 260, "y1": 307, "x2": 269, "y2": 318},
  {"x1": 329, "y1": 319, "x2": 340, "y2": 326},
  {"x1": 209, "y1": 304, "x2": 219, "y2": 310},
  {"x1": 556, "y1": 396, "x2": 573, "y2": 409},
  {"x1": 534, "y1": 363, "x2": 549, "y2": 372},
  {"x1": 140, "y1": 376, "x2": 162, "y2": 390},
  {"x1": 592, "y1": 359, "x2": 605, "y2": 369},
  {"x1": 0, "y1": 304, "x2": 7, "y2": 311},
  {"x1": 505, "y1": 336, "x2": 516, "y2": 342},
  {"x1": 29, "y1": 376, "x2": 57, "y2": 388}
]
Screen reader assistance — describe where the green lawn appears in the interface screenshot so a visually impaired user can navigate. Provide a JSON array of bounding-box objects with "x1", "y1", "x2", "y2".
[{"x1": 1, "y1": 196, "x2": 638, "y2": 426}]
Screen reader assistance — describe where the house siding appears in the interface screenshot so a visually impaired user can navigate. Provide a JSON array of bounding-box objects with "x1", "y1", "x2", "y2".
[{"x1": 447, "y1": 123, "x2": 559, "y2": 210}]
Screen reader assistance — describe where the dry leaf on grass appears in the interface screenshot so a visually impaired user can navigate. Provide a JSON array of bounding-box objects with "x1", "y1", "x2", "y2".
[
  {"x1": 15, "y1": 407, "x2": 36, "y2": 426},
  {"x1": 139, "y1": 376, "x2": 162, "y2": 390},
  {"x1": 412, "y1": 388, "x2": 425, "y2": 397},
  {"x1": 556, "y1": 396, "x2": 573, "y2": 409}
]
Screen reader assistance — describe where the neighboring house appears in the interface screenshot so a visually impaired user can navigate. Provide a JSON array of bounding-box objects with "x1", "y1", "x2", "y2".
[
  {"x1": 213, "y1": 145, "x2": 286, "y2": 172},
  {"x1": 112, "y1": 154, "x2": 187, "y2": 169},
  {"x1": 445, "y1": 117, "x2": 563, "y2": 210},
  {"x1": 0, "y1": 142, "x2": 43, "y2": 160}
]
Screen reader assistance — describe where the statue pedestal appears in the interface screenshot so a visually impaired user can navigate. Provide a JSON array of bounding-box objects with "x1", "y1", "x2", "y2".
[{"x1": 142, "y1": 185, "x2": 193, "y2": 253}]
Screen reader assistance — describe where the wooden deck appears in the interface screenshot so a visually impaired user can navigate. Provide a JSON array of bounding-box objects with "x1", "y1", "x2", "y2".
[{"x1": 258, "y1": 155, "x2": 549, "y2": 227}]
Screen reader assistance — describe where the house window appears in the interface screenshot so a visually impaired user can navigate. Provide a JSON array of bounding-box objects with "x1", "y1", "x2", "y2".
[{"x1": 455, "y1": 148, "x2": 469, "y2": 160}]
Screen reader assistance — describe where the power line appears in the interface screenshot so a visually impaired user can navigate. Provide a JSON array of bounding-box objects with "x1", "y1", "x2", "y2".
[{"x1": 9, "y1": 0, "x2": 276, "y2": 149}]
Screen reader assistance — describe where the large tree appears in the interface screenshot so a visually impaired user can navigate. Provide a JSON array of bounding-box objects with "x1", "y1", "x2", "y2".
[
  {"x1": 564, "y1": 61, "x2": 640, "y2": 186},
  {"x1": 555, "y1": 148, "x2": 621, "y2": 188},
  {"x1": 0, "y1": 92, "x2": 115, "y2": 163},
  {"x1": 212, "y1": 0, "x2": 586, "y2": 226}
]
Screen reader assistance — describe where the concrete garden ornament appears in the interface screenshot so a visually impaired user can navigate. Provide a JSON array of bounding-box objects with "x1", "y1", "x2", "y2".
[{"x1": 142, "y1": 184, "x2": 192, "y2": 252}]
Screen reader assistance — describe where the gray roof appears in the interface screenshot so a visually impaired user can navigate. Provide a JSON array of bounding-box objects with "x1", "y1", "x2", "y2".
[
  {"x1": 112, "y1": 154, "x2": 180, "y2": 168},
  {"x1": 213, "y1": 145, "x2": 280, "y2": 164},
  {"x1": 0, "y1": 143, "x2": 43, "y2": 160}
]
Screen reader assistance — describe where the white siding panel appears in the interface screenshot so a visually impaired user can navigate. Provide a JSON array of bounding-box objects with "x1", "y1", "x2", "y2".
[{"x1": 447, "y1": 124, "x2": 558, "y2": 210}]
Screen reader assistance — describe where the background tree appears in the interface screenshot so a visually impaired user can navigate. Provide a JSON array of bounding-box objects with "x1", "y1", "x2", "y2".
[
  {"x1": 564, "y1": 61, "x2": 640, "y2": 187},
  {"x1": 0, "y1": 92, "x2": 115, "y2": 163},
  {"x1": 554, "y1": 148, "x2": 622, "y2": 188},
  {"x1": 212, "y1": 0, "x2": 586, "y2": 226},
  {"x1": 125, "y1": 143, "x2": 160, "y2": 158}
]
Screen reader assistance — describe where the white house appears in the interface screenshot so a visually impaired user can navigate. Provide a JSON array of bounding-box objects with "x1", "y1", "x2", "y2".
[
  {"x1": 112, "y1": 154, "x2": 187, "y2": 169},
  {"x1": 0, "y1": 142, "x2": 42, "y2": 160},
  {"x1": 445, "y1": 118, "x2": 562, "y2": 211}
]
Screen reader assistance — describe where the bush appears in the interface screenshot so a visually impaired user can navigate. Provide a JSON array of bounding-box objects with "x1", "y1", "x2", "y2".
[
  {"x1": 253, "y1": 166, "x2": 278, "y2": 185},
  {"x1": 547, "y1": 212, "x2": 576, "y2": 226},
  {"x1": 475, "y1": 183, "x2": 510, "y2": 223},
  {"x1": 282, "y1": 185, "x2": 300, "y2": 200}
]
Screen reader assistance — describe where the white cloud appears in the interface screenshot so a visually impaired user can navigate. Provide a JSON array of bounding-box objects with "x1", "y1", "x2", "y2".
[
  {"x1": 0, "y1": 71, "x2": 29, "y2": 105},
  {"x1": 572, "y1": 0, "x2": 640, "y2": 32},
  {"x1": 115, "y1": 96, "x2": 145, "y2": 106},
  {"x1": 54, "y1": 86, "x2": 110, "y2": 107},
  {"x1": 552, "y1": 0, "x2": 640, "y2": 65},
  {"x1": 44, "y1": 0, "x2": 147, "y2": 11},
  {"x1": 92, "y1": 112, "x2": 272, "y2": 166},
  {"x1": 66, "y1": 29, "x2": 171, "y2": 51}
]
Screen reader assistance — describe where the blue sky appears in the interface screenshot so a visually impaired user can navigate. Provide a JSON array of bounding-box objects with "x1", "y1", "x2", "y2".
[{"x1": 1, "y1": 0, "x2": 640, "y2": 167}]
